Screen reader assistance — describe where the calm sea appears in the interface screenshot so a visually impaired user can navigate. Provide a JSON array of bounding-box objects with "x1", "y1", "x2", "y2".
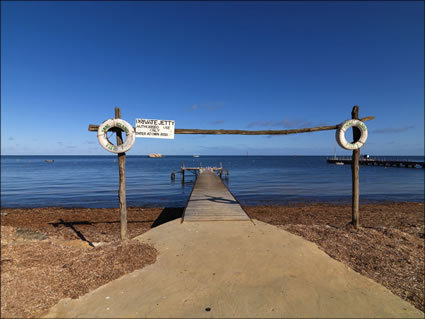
[{"x1": 1, "y1": 155, "x2": 424, "y2": 208}]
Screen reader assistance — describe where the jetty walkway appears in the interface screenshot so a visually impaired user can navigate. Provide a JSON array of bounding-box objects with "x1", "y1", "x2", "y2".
[{"x1": 183, "y1": 169, "x2": 250, "y2": 222}]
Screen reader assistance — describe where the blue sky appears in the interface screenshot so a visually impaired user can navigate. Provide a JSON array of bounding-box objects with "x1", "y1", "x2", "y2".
[{"x1": 1, "y1": 1, "x2": 424, "y2": 156}]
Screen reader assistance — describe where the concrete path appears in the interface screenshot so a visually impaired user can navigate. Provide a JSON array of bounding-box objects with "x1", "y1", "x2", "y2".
[
  {"x1": 183, "y1": 169, "x2": 250, "y2": 221},
  {"x1": 44, "y1": 219, "x2": 423, "y2": 318}
]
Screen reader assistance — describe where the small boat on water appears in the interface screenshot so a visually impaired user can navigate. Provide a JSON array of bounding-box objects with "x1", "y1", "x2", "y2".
[
  {"x1": 148, "y1": 153, "x2": 163, "y2": 158},
  {"x1": 335, "y1": 162, "x2": 344, "y2": 165},
  {"x1": 45, "y1": 160, "x2": 54, "y2": 163},
  {"x1": 193, "y1": 155, "x2": 200, "y2": 158}
]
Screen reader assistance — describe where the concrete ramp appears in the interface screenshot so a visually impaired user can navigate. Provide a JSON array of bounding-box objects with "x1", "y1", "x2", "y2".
[
  {"x1": 44, "y1": 219, "x2": 424, "y2": 318},
  {"x1": 183, "y1": 169, "x2": 250, "y2": 222}
]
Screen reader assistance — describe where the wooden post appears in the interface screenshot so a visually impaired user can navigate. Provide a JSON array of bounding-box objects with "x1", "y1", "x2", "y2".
[
  {"x1": 351, "y1": 106, "x2": 360, "y2": 229},
  {"x1": 115, "y1": 107, "x2": 128, "y2": 240}
]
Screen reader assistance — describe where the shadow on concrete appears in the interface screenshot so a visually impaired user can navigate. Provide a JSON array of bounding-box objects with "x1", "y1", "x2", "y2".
[{"x1": 151, "y1": 207, "x2": 184, "y2": 228}]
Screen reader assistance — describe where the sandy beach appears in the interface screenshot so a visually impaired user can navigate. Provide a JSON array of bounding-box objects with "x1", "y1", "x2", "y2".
[{"x1": 1, "y1": 202, "x2": 424, "y2": 318}]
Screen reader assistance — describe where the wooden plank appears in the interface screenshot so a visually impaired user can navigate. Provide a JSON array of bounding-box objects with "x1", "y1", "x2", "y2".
[
  {"x1": 115, "y1": 107, "x2": 128, "y2": 240},
  {"x1": 88, "y1": 116, "x2": 375, "y2": 135},
  {"x1": 183, "y1": 170, "x2": 250, "y2": 222},
  {"x1": 351, "y1": 106, "x2": 360, "y2": 229}
]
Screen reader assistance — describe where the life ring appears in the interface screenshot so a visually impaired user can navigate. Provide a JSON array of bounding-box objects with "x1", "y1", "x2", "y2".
[
  {"x1": 336, "y1": 119, "x2": 368, "y2": 150},
  {"x1": 97, "y1": 119, "x2": 135, "y2": 153}
]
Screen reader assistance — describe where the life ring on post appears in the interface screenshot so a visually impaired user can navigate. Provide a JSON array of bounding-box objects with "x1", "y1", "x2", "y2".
[
  {"x1": 97, "y1": 119, "x2": 135, "y2": 153},
  {"x1": 336, "y1": 119, "x2": 368, "y2": 150}
]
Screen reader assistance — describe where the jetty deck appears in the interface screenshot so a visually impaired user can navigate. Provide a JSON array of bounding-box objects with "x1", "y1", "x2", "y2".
[{"x1": 183, "y1": 169, "x2": 250, "y2": 222}]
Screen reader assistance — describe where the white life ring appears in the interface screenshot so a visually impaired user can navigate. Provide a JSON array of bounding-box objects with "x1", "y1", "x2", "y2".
[
  {"x1": 336, "y1": 119, "x2": 368, "y2": 150},
  {"x1": 97, "y1": 119, "x2": 135, "y2": 153}
]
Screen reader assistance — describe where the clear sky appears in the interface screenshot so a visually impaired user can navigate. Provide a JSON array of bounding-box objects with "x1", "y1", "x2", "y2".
[{"x1": 1, "y1": 1, "x2": 424, "y2": 156}]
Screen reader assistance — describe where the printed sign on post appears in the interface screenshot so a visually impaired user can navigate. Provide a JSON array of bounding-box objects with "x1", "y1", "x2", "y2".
[{"x1": 135, "y1": 119, "x2": 175, "y2": 139}]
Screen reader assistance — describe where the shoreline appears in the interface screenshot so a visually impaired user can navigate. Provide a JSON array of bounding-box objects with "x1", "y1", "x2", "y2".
[
  {"x1": 1, "y1": 202, "x2": 424, "y2": 318},
  {"x1": 2, "y1": 198, "x2": 424, "y2": 209}
]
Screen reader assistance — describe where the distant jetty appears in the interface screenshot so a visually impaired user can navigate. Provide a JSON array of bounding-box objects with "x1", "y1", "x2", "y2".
[
  {"x1": 327, "y1": 156, "x2": 424, "y2": 168},
  {"x1": 148, "y1": 153, "x2": 162, "y2": 158}
]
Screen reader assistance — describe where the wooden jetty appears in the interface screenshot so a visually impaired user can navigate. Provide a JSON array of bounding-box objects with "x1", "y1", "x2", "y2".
[
  {"x1": 327, "y1": 157, "x2": 425, "y2": 168},
  {"x1": 183, "y1": 168, "x2": 250, "y2": 222},
  {"x1": 171, "y1": 161, "x2": 228, "y2": 180},
  {"x1": 182, "y1": 164, "x2": 223, "y2": 176}
]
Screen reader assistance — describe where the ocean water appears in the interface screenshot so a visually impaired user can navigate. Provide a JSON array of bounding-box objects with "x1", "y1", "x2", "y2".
[{"x1": 1, "y1": 155, "x2": 424, "y2": 208}]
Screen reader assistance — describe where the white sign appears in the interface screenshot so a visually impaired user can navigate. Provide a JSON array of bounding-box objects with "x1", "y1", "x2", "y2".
[{"x1": 135, "y1": 119, "x2": 175, "y2": 139}]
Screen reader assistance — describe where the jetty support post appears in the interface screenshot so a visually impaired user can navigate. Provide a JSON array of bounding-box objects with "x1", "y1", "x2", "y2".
[
  {"x1": 181, "y1": 161, "x2": 185, "y2": 183},
  {"x1": 351, "y1": 106, "x2": 360, "y2": 229},
  {"x1": 115, "y1": 107, "x2": 128, "y2": 240}
]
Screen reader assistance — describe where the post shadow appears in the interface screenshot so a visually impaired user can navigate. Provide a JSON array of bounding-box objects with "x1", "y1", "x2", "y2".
[
  {"x1": 151, "y1": 207, "x2": 184, "y2": 228},
  {"x1": 50, "y1": 219, "x2": 95, "y2": 247}
]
